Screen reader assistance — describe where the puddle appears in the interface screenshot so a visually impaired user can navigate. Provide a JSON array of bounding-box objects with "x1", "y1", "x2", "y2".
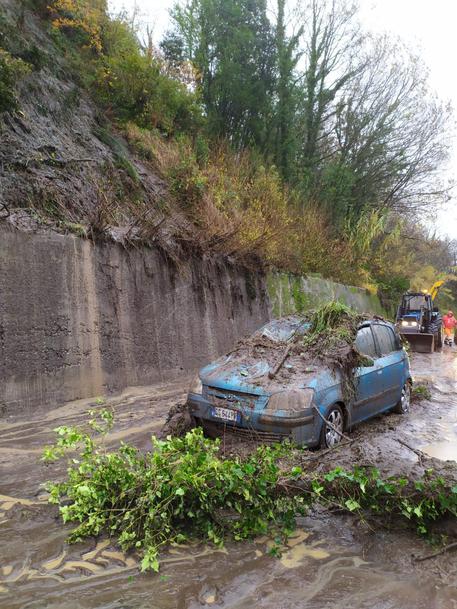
[{"x1": 422, "y1": 441, "x2": 457, "y2": 462}]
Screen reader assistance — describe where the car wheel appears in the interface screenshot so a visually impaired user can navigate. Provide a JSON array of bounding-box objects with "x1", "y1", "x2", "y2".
[
  {"x1": 320, "y1": 404, "x2": 344, "y2": 448},
  {"x1": 393, "y1": 382, "x2": 411, "y2": 414}
]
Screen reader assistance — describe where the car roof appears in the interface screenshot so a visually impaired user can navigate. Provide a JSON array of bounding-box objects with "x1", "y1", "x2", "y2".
[{"x1": 359, "y1": 318, "x2": 395, "y2": 330}]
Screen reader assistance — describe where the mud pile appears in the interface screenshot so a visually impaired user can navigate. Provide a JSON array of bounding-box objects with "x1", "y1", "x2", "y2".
[
  {"x1": 159, "y1": 403, "x2": 194, "y2": 439},
  {"x1": 225, "y1": 303, "x2": 371, "y2": 401}
]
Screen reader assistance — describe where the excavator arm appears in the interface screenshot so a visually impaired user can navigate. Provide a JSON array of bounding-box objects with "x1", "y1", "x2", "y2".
[{"x1": 429, "y1": 280, "x2": 445, "y2": 302}]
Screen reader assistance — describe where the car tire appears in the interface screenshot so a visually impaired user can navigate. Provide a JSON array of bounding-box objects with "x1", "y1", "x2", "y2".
[
  {"x1": 319, "y1": 404, "x2": 345, "y2": 448},
  {"x1": 393, "y1": 382, "x2": 411, "y2": 414}
]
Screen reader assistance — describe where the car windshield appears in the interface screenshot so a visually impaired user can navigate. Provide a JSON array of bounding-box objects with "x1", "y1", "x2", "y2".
[{"x1": 255, "y1": 317, "x2": 309, "y2": 342}]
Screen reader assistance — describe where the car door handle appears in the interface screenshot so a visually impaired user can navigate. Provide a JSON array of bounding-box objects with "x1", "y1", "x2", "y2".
[{"x1": 377, "y1": 370, "x2": 383, "y2": 375}]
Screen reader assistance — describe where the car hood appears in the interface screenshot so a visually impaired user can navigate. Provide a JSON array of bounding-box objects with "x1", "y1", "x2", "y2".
[{"x1": 199, "y1": 352, "x2": 335, "y2": 396}]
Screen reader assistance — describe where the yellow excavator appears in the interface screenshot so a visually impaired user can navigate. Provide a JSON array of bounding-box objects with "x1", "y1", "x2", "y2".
[{"x1": 395, "y1": 281, "x2": 444, "y2": 353}]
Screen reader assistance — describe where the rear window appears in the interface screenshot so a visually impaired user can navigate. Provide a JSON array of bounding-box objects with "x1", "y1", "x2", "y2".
[
  {"x1": 355, "y1": 327, "x2": 377, "y2": 358},
  {"x1": 373, "y1": 325, "x2": 398, "y2": 355}
]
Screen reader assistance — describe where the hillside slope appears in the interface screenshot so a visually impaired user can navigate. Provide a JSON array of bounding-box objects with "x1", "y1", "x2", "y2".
[{"x1": 0, "y1": 0, "x2": 193, "y2": 255}]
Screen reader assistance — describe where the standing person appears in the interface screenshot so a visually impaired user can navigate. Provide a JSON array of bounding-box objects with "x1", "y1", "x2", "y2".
[{"x1": 442, "y1": 310, "x2": 457, "y2": 346}]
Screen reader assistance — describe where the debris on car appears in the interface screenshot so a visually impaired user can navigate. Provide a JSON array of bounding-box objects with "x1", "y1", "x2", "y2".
[{"x1": 186, "y1": 302, "x2": 412, "y2": 448}]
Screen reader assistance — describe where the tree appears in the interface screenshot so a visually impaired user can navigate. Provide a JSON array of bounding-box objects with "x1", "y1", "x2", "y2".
[
  {"x1": 332, "y1": 36, "x2": 452, "y2": 219},
  {"x1": 273, "y1": 0, "x2": 303, "y2": 181},
  {"x1": 296, "y1": 0, "x2": 364, "y2": 190},
  {"x1": 162, "y1": 0, "x2": 275, "y2": 150}
]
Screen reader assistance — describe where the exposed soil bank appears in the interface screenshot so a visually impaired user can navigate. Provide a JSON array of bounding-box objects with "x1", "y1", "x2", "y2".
[{"x1": 0, "y1": 226, "x2": 269, "y2": 413}]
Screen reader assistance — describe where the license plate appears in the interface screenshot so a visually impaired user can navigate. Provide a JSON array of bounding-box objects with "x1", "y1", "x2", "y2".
[{"x1": 211, "y1": 406, "x2": 240, "y2": 423}]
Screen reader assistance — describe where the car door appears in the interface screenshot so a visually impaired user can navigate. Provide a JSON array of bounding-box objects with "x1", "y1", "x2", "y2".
[
  {"x1": 352, "y1": 325, "x2": 385, "y2": 423},
  {"x1": 371, "y1": 324, "x2": 405, "y2": 410}
]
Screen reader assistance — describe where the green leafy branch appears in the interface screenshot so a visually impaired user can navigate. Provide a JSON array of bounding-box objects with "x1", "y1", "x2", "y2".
[{"x1": 42, "y1": 416, "x2": 457, "y2": 572}]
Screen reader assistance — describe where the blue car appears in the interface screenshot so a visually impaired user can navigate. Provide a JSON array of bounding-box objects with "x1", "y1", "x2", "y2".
[{"x1": 187, "y1": 316, "x2": 412, "y2": 448}]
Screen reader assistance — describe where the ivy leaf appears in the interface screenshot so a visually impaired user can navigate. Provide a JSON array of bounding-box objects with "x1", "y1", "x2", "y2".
[{"x1": 345, "y1": 499, "x2": 360, "y2": 512}]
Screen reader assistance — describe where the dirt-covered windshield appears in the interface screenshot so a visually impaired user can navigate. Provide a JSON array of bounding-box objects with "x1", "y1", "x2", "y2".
[{"x1": 255, "y1": 317, "x2": 309, "y2": 342}]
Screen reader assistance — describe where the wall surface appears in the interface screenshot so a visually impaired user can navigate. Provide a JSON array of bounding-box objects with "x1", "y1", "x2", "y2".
[
  {"x1": 0, "y1": 227, "x2": 387, "y2": 414},
  {"x1": 267, "y1": 272, "x2": 386, "y2": 317},
  {"x1": 0, "y1": 227, "x2": 269, "y2": 413}
]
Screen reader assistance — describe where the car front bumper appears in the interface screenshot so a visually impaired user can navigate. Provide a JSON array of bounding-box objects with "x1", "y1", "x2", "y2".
[{"x1": 187, "y1": 393, "x2": 319, "y2": 447}]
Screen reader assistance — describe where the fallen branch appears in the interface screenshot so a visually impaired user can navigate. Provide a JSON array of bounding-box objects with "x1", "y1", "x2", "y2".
[
  {"x1": 414, "y1": 541, "x2": 457, "y2": 562},
  {"x1": 0, "y1": 201, "x2": 10, "y2": 218},
  {"x1": 396, "y1": 438, "x2": 425, "y2": 462},
  {"x1": 268, "y1": 344, "x2": 292, "y2": 380},
  {"x1": 301, "y1": 437, "x2": 356, "y2": 461},
  {"x1": 312, "y1": 406, "x2": 351, "y2": 442}
]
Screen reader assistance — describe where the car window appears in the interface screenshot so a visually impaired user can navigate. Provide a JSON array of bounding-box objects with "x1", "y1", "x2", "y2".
[
  {"x1": 373, "y1": 325, "x2": 397, "y2": 355},
  {"x1": 255, "y1": 317, "x2": 309, "y2": 342},
  {"x1": 355, "y1": 327, "x2": 377, "y2": 358}
]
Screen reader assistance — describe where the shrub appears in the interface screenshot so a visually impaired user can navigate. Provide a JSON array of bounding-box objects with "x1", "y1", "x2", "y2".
[
  {"x1": 43, "y1": 418, "x2": 306, "y2": 572},
  {"x1": 0, "y1": 48, "x2": 31, "y2": 113},
  {"x1": 47, "y1": 0, "x2": 106, "y2": 52},
  {"x1": 95, "y1": 52, "x2": 201, "y2": 135},
  {"x1": 84, "y1": 17, "x2": 203, "y2": 135},
  {"x1": 43, "y1": 412, "x2": 457, "y2": 572}
]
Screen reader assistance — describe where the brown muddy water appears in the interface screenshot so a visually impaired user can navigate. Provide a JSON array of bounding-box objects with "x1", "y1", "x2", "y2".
[{"x1": 1, "y1": 354, "x2": 457, "y2": 609}]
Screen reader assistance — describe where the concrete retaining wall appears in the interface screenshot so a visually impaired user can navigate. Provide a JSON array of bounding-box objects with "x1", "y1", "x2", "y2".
[
  {"x1": 0, "y1": 227, "x2": 269, "y2": 413},
  {"x1": 267, "y1": 272, "x2": 385, "y2": 317},
  {"x1": 0, "y1": 226, "x2": 386, "y2": 414}
]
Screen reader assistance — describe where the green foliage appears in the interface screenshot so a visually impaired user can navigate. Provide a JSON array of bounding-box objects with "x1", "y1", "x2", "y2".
[
  {"x1": 412, "y1": 383, "x2": 432, "y2": 402},
  {"x1": 17, "y1": 44, "x2": 47, "y2": 70},
  {"x1": 166, "y1": 0, "x2": 274, "y2": 149},
  {"x1": 43, "y1": 413, "x2": 457, "y2": 572},
  {"x1": 314, "y1": 466, "x2": 457, "y2": 536},
  {"x1": 291, "y1": 279, "x2": 307, "y2": 313},
  {"x1": 0, "y1": 48, "x2": 31, "y2": 113},
  {"x1": 302, "y1": 302, "x2": 372, "y2": 403},
  {"x1": 307, "y1": 301, "x2": 355, "y2": 336},
  {"x1": 43, "y1": 421, "x2": 307, "y2": 571},
  {"x1": 43, "y1": 2, "x2": 202, "y2": 135},
  {"x1": 95, "y1": 48, "x2": 201, "y2": 135},
  {"x1": 166, "y1": 140, "x2": 207, "y2": 207},
  {"x1": 28, "y1": 0, "x2": 453, "y2": 291},
  {"x1": 376, "y1": 274, "x2": 410, "y2": 315}
]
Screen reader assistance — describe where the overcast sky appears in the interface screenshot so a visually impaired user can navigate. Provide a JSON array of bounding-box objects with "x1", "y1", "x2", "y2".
[{"x1": 109, "y1": 0, "x2": 457, "y2": 238}]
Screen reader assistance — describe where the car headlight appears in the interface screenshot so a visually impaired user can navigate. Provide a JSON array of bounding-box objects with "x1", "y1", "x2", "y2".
[
  {"x1": 189, "y1": 375, "x2": 202, "y2": 395},
  {"x1": 267, "y1": 389, "x2": 314, "y2": 413},
  {"x1": 401, "y1": 321, "x2": 408, "y2": 326}
]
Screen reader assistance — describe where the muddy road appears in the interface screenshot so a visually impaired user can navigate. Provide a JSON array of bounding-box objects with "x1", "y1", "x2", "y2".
[{"x1": 1, "y1": 352, "x2": 457, "y2": 609}]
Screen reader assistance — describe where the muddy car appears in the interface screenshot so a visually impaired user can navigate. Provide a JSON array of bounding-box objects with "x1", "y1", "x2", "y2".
[{"x1": 187, "y1": 316, "x2": 412, "y2": 448}]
